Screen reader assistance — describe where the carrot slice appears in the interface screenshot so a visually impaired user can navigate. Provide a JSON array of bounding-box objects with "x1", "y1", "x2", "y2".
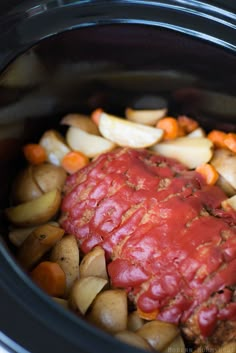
[
  {"x1": 156, "y1": 117, "x2": 180, "y2": 140},
  {"x1": 207, "y1": 130, "x2": 227, "y2": 148},
  {"x1": 23, "y1": 144, "x2": 47, "y2": 165},
  {"x1": 177, "y1": 115, "x2": 199, "y2": 134},
  {"x1": 137, "y1": 307, "x2": 159, "y2": 321},
  {"x1": 91, "y1": 108, "x2": 103, "y2": 126},
  {"x1": 30, "y1": 261, "x2": 66, "y2": 297},
  {"x1": 224, "y1": 133, "x2": 236, "y2": 153},
  {"x1": 196, "y1": 163, "x2": 219, "y2": 186},
  {"x1": 61, "y1": 151, "x2": 89, "y2": 174}
]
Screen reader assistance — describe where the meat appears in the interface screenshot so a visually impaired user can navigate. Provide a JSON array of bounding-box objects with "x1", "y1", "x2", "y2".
[{"x1": 60, "y1": 148, "x2": 236, "y2": 349}]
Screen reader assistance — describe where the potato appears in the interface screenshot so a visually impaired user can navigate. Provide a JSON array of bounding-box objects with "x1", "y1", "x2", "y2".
[
  {"x1": 50, "y1": 234, "x2": 80, "y2": 295},
  {"x1": 221, "y1": 195, "x2": 236, "y2": 211},
  {"x1": 162, "y1": 335, "x2": 185, "y2": 353},
  {"x1": 66, "y1": 126, "x2": 116, "y2": 158},
  {"x1": 11, "y1": 166, "x2": 43, "y2": 204},
  {"x1": 210, "y1": 148, "x2": 236, "y2": 190},
  {"x1": 52, "y1": 297, "x2": 69, "y2": 309},
  {"x1": 187, "y1": 127, "x2": 206, "y2": 138},
  {"x1": 151, "y1": 137, "x2": 213, "y2": 169},
  {"x1": 33, "y1": 163, "x2": 67, "y2": 193},
  {"x1": 127, "y1": 311, "x2": 145, "y2": 332},
  {"x1": 86, "y1": 289, "x2": 128, "y2": 334},
  {"x1": 61, "y1": 113, "x2": 100, "y2": 135},
  {"x1": 114, "y1": 330, "x2": 153, "y2": 351},
  {"x1": 5, "y1": 189, "x2": 61, "y2": 227},
  {"x1": 98, "y1": 111, "x2": 164, "y2": 148},
  {"x1": 8, "y1": 222, "x2": 59, "y2": 247},
  {"x1": 136, "y1": 320, "x2": 179, "y2": 352},
  {"x1": 39, "y1": 129, "x2": 71, "y2": 166},
  {"x1": 69, "y1": 276, "x2": 107, "y2": 314},
  {"x1": 216, "y1": 175, "x2": 236, "y2": 197},
  {"x1": 79, "y1": 246, "x2": 108, "y2": 280},
  {"x1": 17, "y1": 223, "x2": 65, "y2": 269},
  {"x1": 125, "y1": 107, "x2": 167, "y2": 126}
]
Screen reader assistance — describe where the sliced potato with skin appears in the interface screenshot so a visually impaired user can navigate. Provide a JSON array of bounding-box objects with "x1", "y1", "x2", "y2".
[
  {"x1": 79, "y1": 245, "x2": 108, "y2": 280},
  {"x1": 5, "y1": 189, "x2": 61, "y2": 227},
  {"x1": 39, "y1": 129, "x2": 71, "y2": 166},
  {"x1": 50, "y1": 234, "x2": 80, "y2": 296},
  {"x1": 11, "y1": 166, "x2": 43, "y2": 204},
  {"x1": 86, "y1": 289, "x2": 128, "y2": 334},
  {"x1": 98, "y1": 112, "x2": 164, "y2": 148},
  {"x1": 69, "y1": 276, "x2": 107, "y2": 314},
  {"x1": 17, "y1": 223, "x2": 65, "y2": 269},
  {"x1": 151, "y1": 137, "x2": 213, "y2": 169},
  {"x1": 114, "y1": 330, "x2": 153, "y2": 351},
  {"x1": 136, "y1": 320, "x2": 179, "y2": 352},
  {"x1": 61, "y1": 113, "x2": 100, "y2": 135},
  {"x1": 162, "y1": 335, "x2": 185, "y2": 353},
  {"x1": 66, "y1": 126, "x2": 116, "y2": 158},
  {"x1": 127, "y1": 311, "x2": 145, "y2": 332},
  {"x1": 33, "y1": 163, "x2": 67, "y2": 193},
  {"x1": 210, "y1": 148, "x2": 236, "y2": 190},
  {"x1": 125, "y1": 107, "x2": 167, "y2": 126}
]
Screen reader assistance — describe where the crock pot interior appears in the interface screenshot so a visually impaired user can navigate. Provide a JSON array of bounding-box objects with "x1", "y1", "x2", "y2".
[{"x1": 0, "y1": 23, "x2": 236, "y2": 353}]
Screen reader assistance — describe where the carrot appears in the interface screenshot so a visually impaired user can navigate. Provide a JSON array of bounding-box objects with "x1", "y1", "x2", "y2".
[
  {"x1": 156, "y1": 117, "x2": 180, "y2": 140},
  {"x1": 137, "y1": 307, "x2": 159, "y2": 321},
  {"x1": 30, "y1": 261, "x2": 66, "y2": 297},
  {"x1": 196, "y1": 163, "x2": 219, "y2": 186},
  {"x1": 207, "y1": 130, "x2": 227, "y2": 148},
  {"x1": 177, "y1": 115, "x2": 199, "y2": 134},
  {"x1": 61, "y1": 150, "x2": 89, "y2": 174},
  {"x1": 224, "y1": 133, "x2": 236, "y2": 153},
  {"x1": 23, "y1": 143, "x2": 47, "y2": 165},
  {"x1": 91, "y1": 108, "x2": 103, "y2": 126}
]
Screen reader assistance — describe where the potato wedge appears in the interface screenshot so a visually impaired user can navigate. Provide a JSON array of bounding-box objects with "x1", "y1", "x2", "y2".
[
  {"x1": 5, "y1": 189, "x2": 61, "y2": 227},
  {"x1": 50, "y1": 234, "x2": 80, "y2": 295},
  {"x1": 39, "y1": 129, "x2": 71, "y2": 166},
  {"x1": 125, "y1": 107, "x2": 167, "y2": 126},
  {"x1": 52, "y1": 297, "x2": 69, "y2": 310},
  {"x1": 114, "y1": 330, "x2": 153, "y2": 351},
  {"x1": 79, "y1": 246, "x2": 108, "y2": 280},
  {"x1": 86, "y1": 289, "x2": 128, "y2": 334},
  {"x1": 98, "y1": 112, "x2": 164, "y2": 148},
  {"x1": 210, "y1": 148, "x2": 236, "y2": 190},
  {"x1": 17, "y1": 223, "x2": 65, "y2": 269},
  {"x1": 127, "y1": 311, "x2": 145, "y2": 332},
  {"x1": 137, "y1": 320, "x2": 179, "y2": 352},
  {"x1": 151, "y1": 137, "x2": 213, "y2": 169},
  {"x1": 187, "y1": 127, "x2": 206, "y2": 138},
  {"x1": 216, "y1": 175, "x2": 236, "y2": 197},
  {"x1": 162, "y1": 335, "x2": 185, "y2": 353},
  {"x1": 11, "y1": 166, "x2": 43, "y2": 204},
  {"x1": 66, "y1": 126, "x2": 116, "y2": 158},
  {"x1": 69, "y1": 276, "x2": 107, "y2": 314},
  {"x1": 61, "y1": 113, "x2": 100, "y2": 135},
  {"x1": 33, "y1": 163, "x2": 67, "y2": 193}
]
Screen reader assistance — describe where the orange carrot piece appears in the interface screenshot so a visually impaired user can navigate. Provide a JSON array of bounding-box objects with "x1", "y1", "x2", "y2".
[
  {"x1": 207, "y1": 130, "x2": 227, "y2": 148},
  {"x1": 196, "y1": 163, "x2": 219, "y2": 186},
  {"x1": 61, "y1": 150, "x2": 89, "y2": 174},
  {"x1": 91, "y1": 108, "x2": 103, "y2": 126},
  {"x1": 177, "y1": 115, "x2": 199, "y2": 133},
  {"x1": 30, "y1": 261, "x2": 66, "y2": 297},
  {"x1": 156, "y1": 117, "x2": 180, "y2": 140},
  {"x1": 224, "y1": 133, "x2": 236, "y2": 153},
  {"x1": 23, "y1": 143, "x2": 47, "y2": 165},
  {"x1": 137, "y1": 307, "x2": 159, "y2": 321}
]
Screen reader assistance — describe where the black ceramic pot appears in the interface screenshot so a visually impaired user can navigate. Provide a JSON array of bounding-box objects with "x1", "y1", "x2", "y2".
[{"x1": 0, "y1": 1, "x2": 236, "y2": 352}]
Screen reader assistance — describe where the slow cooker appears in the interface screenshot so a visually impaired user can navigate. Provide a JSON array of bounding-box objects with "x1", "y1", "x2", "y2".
[{"x1": 0, "y1": 1, "x2": 236, "y2": 352}]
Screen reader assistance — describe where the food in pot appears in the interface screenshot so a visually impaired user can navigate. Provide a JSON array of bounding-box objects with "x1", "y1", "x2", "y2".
[{"x1": 5, "y1": 104, "x2": 236, "y2": 353}]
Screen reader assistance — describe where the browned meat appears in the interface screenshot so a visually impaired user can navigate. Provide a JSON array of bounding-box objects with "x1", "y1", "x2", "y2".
[{"x1": 60, "y1": 148, "x2": 236, "y2": 349}]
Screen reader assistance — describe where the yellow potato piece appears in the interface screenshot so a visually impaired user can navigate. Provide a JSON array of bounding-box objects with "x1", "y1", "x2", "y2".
[
  {"x1": 5, "y1": 189, "x2": 61, "y2": 227},
  {"x1": 61, "y1": 113, "x2": 100, "y2": 135},
  {"x1": 151, "y1": 137, "x2": 213, "y2": 169},
  {"x1": 79, "y1": 246, "x2": 108, "y2": 280},
  {"x1": 114, "y1": 330, "x2": 153, "y2": 351},
  {"x1": 211, "y1": 148, "x2": 236, "y2": 190},
  {"x1": 125, "y1": 107, "x2": 167, "y2": 126},
  {"x1": 98, "y1": 112, "x2": 164, "y2": 148},
  {"x1": 69, "y1": 276, "x2": 107, "y2": 314}
]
